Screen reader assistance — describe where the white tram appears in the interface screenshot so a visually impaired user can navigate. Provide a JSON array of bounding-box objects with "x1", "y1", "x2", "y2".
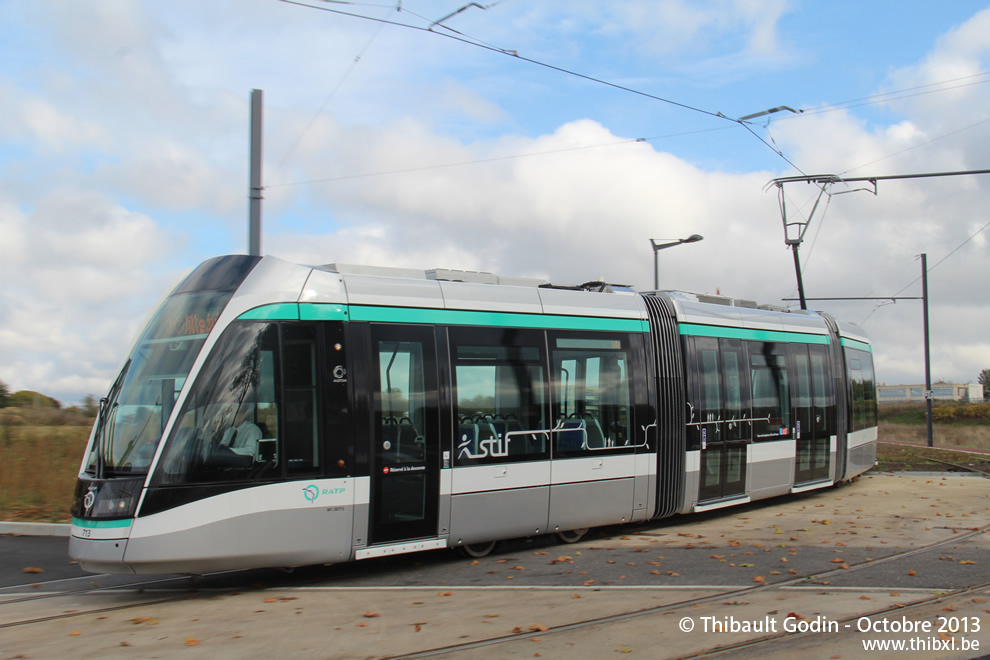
[{"x1": 69, "y1": 255, "x2": 877, "y2": 574}]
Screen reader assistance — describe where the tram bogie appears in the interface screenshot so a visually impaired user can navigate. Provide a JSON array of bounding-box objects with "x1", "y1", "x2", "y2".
[{"x1": 69, "y1": 255, "x2": 877, "y2": 575}]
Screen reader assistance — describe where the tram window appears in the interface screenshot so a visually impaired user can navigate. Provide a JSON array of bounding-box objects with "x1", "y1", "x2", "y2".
[
  {"x1": 809, "y1": 346, "x2": 834, "y2": 436},
  {"x1": 749, "y1": 347, "x2": 790, "y2": 440},
  {"x1": 810, "y1": 350, "x2": 831, "y2": 407},
  {"x1": 794, "y1": 351, "x2": 812, "y2": 409},
  {"x1": 846, "y1": 349, "x2": 877, "y2": 431},
  {"x1": 450, "y1": 328, "x2": 547, "y2": 465},
  {"x1": 157, "y1": 322, "x2": 282, "y2": 484},
  {"x1": 551, "y1": 334, "x2": 632, "y2": 453},
  {"x1": 720, "y1": 341, "x2": 748, "y2": 442},
  {"x1": 283, "y1": 325, "x2": 320, "y2": 474},
  {"x1": 378, "y1": 340, "x2": 428, "y2": 463}
]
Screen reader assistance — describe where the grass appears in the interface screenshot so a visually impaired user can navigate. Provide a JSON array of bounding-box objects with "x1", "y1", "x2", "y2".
[
  {"x1": 0, "y1": 412, "x2": 93, "y2": 523},
  {"x1": 873, "y1": 418, "x2": 990, "y2": 473}
]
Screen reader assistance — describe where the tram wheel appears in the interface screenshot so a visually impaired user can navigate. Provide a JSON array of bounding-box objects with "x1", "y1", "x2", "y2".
[
  {"x1": 456, "y1": 541, "x2": 497, "y2": 558},
  {"x1": 556, "y1": 528, "x2": 589, "y2": 544}
]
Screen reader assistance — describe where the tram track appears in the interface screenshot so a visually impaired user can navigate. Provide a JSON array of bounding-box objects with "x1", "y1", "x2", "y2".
[
  {"x1": 382, "y1": 522, "x2": 990, "y2": 659},
  {"x1": 678, "y1": 579, "x2": 990, "y2": 658},
  {"x1": 0, "y1": 571, "x2": 243, "y2": 629}
]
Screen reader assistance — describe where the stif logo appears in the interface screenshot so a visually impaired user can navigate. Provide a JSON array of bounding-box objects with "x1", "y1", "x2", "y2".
[{"x1": 302, "y1": 485, "x2": 320, "y2": 502}]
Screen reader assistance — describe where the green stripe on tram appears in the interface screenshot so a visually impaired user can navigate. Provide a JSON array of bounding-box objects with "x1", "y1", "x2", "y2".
[
  {"x1": 841, "y1": 337, "x2": 873, "y2": 352},
  {"x1": 238, "y1": 302, "x2": 649, "y2": 332},
  {"x1": 678, "y1": 323, "x2": 830, "y2": 345},
  {"x1": 348, "y1": 305, "x2": 650, "y2": 332},
  {"x1": 72, "y1": 517, "x2": 133, "y2": 529},
  {"x1": 300, "y1": 304, "x2": 348, "y2": 321},
  {"x1": 238, "y1": 303, "x2": 300, "y2": 320}
]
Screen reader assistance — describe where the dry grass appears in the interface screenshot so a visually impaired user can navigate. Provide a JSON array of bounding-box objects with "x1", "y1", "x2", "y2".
[
  {"x1": 0, "y1": 423, "x2": 91, "y2": 522},
  {"x1": 879, "y1": 421, "x2": 990, "y2": 450}
]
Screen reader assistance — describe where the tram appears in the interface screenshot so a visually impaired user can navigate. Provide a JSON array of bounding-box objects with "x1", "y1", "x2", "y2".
[{"x1": 69, "y1": 255, "x2": 877, "y2": 574}]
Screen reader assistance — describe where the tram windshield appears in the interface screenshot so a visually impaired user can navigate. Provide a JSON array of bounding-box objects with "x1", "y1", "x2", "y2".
[{"x1": 85, "y1": 290, "x2": 233, "y2": 476}]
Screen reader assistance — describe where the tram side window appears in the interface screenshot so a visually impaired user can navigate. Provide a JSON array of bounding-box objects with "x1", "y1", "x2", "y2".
[
  {"x1": 551, "y1": 335, "x2": 632, "y2": 453},
  {"x1": 846, "y1": 349, "x2": 877, "y2": 431},
  {"x1": 720, "y1": 340, "x2": 749, "y2": 442},
  {"x1": 451, "y1": 328, "x2": 548, "y2": 465},
  {"x1": 378, "y1": 340, "x2": 428, "y2": 463},
  {"x1": 158, "y1": 322, "x2": 282, "y2": 484},
  {"x1": 749, "y1": 345, "x2": 790, "y2": 440},
  {"x1": 809, "y1": 346, "x2": 835, "y2": 436},
  {"x1": 283, "y1": 325, "x2": 320, "y2": 474}
]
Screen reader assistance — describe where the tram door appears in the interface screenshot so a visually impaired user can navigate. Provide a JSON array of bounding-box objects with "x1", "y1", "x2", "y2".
[
  {"x1": 369, "y1": 325, "x2": 440, "y2": 544},
  {"x1": 792, "y1": 344, "x2": 832, "y2": 484},
  {"x1": 695, "y1": 338, "x2": 747, "y2": 502}
]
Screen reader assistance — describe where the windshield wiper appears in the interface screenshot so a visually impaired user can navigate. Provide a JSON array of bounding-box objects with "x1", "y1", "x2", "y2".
[{"x1": 94, "y1": 360, "x2": 131, "y2": 480}]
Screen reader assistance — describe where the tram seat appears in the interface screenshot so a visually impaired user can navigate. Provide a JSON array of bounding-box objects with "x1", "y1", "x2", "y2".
[
  {"x1": 382, "y1": 418, "x2": 400, "y2": 446},
  {"x1": 397, "y1": 418, "x2": 419, "y2": 454},
  {"x1": 477, "y1": 421, "x2": 498, "y2": 443},
  {"x1": 557, "y1": 420, "x2": 586, "y2": 452},
  {"x1": 583, "y1": 415, "x2": 606, "y2": 449}
]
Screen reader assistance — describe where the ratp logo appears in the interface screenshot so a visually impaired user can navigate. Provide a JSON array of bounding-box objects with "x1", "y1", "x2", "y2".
[{"x1": 302, "y1": 484, "x2": 320, "y2": 503}]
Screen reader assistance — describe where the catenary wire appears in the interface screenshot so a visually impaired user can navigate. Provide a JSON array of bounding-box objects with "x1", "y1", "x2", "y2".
[
  {"x1": 860, "y1": 219, "x2": 990, "y2": 324},
  {"x1": 273, "y1": 5, "x2": 394, "y2": 176},
  {"x1": 266, "y1": 125, "x2": 736, "y2": 188}
]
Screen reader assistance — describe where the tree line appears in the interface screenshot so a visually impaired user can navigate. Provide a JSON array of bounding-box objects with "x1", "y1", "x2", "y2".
[{"x1": 0, "y1": 379, "x2": 99, "y2": 418}]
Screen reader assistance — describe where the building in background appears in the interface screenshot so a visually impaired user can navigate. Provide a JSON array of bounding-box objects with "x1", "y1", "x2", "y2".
[{"x1": 877, "y1": 383, "x2": 983, "y2": 404}]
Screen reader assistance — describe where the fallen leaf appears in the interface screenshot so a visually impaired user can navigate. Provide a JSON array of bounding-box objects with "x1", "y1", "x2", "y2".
[
  {"x1": 907, "y1": 570, "x2": 917, "y2": 576},
  {"x1": 753, "y1": 576, "x2": 765, "y2": 583},
  {"x1": 185, "y1": 638, "x2": 199, "y2": 646},
  {"x1": 363, "y1": 611, "x2": 380, "y2": 618},
  {"x1": 22, "y1": 567, "x2": 44, "y2": 574}
]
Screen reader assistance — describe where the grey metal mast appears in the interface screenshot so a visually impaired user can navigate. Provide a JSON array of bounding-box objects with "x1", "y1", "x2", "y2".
[{"x1": 249, "y1": 89, "x2": 263, "y2": 257}]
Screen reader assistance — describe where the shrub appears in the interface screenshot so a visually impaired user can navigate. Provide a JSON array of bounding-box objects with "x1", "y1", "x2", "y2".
[{"x1": 932, "y1": 406, "x2": 956, "y2": 422}]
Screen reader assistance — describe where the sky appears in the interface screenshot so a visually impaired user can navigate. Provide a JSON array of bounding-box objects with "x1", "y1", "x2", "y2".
[{"x1": 1, "y1": 0, "x2": 989, "y2": 406}]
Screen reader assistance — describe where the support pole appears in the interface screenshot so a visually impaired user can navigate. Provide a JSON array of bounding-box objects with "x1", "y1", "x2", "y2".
[
  {"x1": 249, "y1": 89, "x2": 263, "y2": 257},
  {"x1": 790, "y1": 243, "x2": 808, "y2": 310},
  {"x1": 653, "y1": 248, "x2": 659, "y2": 291},
  {"x1": 921, "y1": 253, "x2": 933, "y2": 447}
]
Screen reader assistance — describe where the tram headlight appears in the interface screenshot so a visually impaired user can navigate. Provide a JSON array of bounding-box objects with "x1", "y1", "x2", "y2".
[{"x1": 71, "y1": 477, "x2": 143, "y2": 520}]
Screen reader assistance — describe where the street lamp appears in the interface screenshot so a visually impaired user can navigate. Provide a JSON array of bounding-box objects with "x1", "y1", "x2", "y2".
[{"x1": 650, "y1": 234, "x2": 704, "y2": 290}]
